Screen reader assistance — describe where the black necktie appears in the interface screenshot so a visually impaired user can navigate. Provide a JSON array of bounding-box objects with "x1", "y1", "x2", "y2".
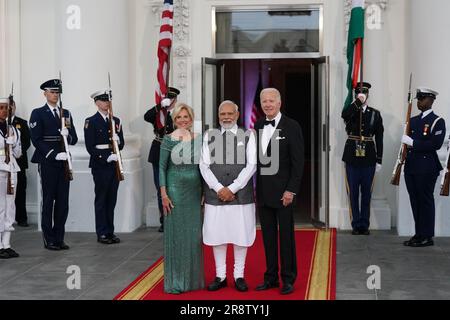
[
  {"x1": 264, "y1": 120, "x2": 276, "y2": 127},
  {"x1": 53, "y1": 108, "x2": 61, "y2": 125}
]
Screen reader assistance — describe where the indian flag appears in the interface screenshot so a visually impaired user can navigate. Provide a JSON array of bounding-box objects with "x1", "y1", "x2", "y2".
[{"x1": 344, "y1": 0, "x2": 365, "y2": 109}]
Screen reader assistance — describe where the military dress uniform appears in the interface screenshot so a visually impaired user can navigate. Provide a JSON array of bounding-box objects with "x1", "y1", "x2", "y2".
[
  {"x1": 144, "y1": 87, "x2": 179, "y2": 231},
  {"x1": 403, "y1": 88, "x2": 446, "y2": 247},
  {"x1": 11, "y1": 115, "x2": 31, "y2": 227},
  {"x1": 0, "y1": 99, "x2": 22, "y2": 259},
  {"x1": 84, "y1": 90, "x2": 125, "y2": 244},
  {"x1": 342, "y1": 83, "x2": 384, "y2": 234},
  {"x1": 29, "y1": 80, "x2": 78, "y2": 250}
]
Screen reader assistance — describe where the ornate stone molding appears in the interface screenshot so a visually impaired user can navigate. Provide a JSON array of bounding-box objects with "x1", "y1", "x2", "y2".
[
  {"x1": 173, "y1": 0, "x2": 189, "y2": 41},
  {"x1": 344, "y1": 0, "x2": 388, "y2": 54},
  {"x1": 146, "y1": 0, "x2": 191, "y2": 94},
  {"x1": 344, "y1": 0, "x2": 388, "y2": 29}
]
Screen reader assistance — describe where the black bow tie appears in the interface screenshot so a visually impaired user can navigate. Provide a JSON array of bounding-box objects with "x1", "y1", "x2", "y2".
[{"x1": 264, "y1": 120, "x2": 276, "y2": 127}]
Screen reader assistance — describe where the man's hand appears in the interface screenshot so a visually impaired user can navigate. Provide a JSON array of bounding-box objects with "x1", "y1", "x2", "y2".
[
  {"x1": 218, "y1": 187, "x2": 235, "y2": 202},
  {"x1": 357, "y1": 93, "x2": 367, "y2": 104},
  {"x1": 401, "y1": 135, "x2": 414, "y2": 147},
  {"x1": 376, "y1": 163, "x2": 382, "y2": 173},
  {"x1": 112, "y1": 133, "x2": 120, "y2": 142},
  {"x1": 107, "y1": 154, "x2": 118, "y2": 163},
  {"x1": 281, "y1": 191, "x2": 295, "y2": 207},
  {"x1": 55, "y1": 152, "x2": 68, "y2": 161},
  {"x1": 6, "y1": 136, "x2": 16, "y2": 145},
  {"x1": 60, "y1": 127, "x2": 69, "y2": 137},
  {"x1": 161, "y1": 98, "x2": 172, "y2": 108}
]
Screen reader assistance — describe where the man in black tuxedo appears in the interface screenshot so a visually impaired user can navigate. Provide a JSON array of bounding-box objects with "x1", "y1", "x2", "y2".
[
  {"x1": 254, "y1": 88, "x2": 304, "y2": 295},
  {"x1": 10, "y1": 102, "x2": 31, "y2": 227}
]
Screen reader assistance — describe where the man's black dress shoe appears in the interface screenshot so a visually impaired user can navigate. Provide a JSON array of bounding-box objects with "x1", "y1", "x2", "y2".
[
  {"x1": 158, "y1": 225, "x2": 164, "y2": 233},
  {"x1": 0, "y1": 249, "x2": 10, "y2": 259},
  {"x1": 234, "y1": 278, "x2": 248, "y2": 292},
  {"x1": 45, "y1": 243, "x2": 61, "y2": 251},
  {"x1": 98, "y1": 235, "x2": 113, "y2": 244},
  {"x1": 360, "y1": 229, "x2": 370, "y2": 236},
  {"x1": 280, "y1": 283, "x2": 294, "y2": 295},
  {"x1": 17, "y1": 222, "x2": 29, "y2": 227},
  {"x1": 59, "y1": 242, "x2": 70, "y2": 250},
  {"x1": 410, "y1": 237, "x2": 434, "y2": 247},
  {"x1": 207, "y1": 277, "x2": 227, "y2": 291},
  {"x1": 403, "y1": 235, "x2": 420, "y2": 246},
  {"x1": 255, "y1": 281, "x2": 279, "y2": 291},
  {"x1": 351, "y1": 229, "x2": 361, "y2": 235},
  {"x1": 4, "y1": 248, "x2": 19, "y2": 258},
  {"x1": 109, "y1": 234, "x2": 121, "y2": 244}
]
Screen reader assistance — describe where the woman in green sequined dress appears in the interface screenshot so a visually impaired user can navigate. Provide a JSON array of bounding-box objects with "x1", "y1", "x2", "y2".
[{"x1": 159, "y1": 103, "x2": 204, "y2": 294}]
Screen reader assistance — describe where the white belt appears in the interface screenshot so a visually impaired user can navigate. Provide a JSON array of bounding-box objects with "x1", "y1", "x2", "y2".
[
  {"x1": 95, "y1": 144, "x2": 111, "y2": 150},
  {"x1": 0, "y1": 149, "x2": 5, "y2": 156}
]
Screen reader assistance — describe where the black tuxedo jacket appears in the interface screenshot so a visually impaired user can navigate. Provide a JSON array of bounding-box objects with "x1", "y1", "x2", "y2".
[
  {"x1": 255, "y1": 114, "x2": 305, "y2": 208},
  {"x1": 11, "y1": 116, "x2": 31, "y2": 170}
]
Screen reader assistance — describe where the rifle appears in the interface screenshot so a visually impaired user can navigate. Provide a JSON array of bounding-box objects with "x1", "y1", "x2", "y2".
[
  {"x1": 107, "y1": 73, "x2": 125, "y2": 181},
  {"x1": 5, "y1": 83, "x2": 15, "y2": 195},
  {"x1": 391, "y1": 73, "x2": 413, "y2": 186},
  {"x1": 440, "y1": 141, "x2": 450, "y2": 196},
  {"x1": 58, "y1": 72, "x2": 73, "y2": 181}
]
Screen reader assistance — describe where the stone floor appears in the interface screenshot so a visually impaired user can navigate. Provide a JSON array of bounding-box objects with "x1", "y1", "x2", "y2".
[{"x1": 1, "y1": 226, "x2": 450, "y2": 300}]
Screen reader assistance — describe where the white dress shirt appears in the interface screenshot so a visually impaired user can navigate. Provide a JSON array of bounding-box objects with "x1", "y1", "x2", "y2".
[
  {"x1": 261, "y1": 112, "x2": 282, "y2": 154},
  {"x1": 200, "y1": 124, "x2": 257, "y2": 247},
  {"x1": 421, "y1": 109, "x2": 432, "y2": 119}
]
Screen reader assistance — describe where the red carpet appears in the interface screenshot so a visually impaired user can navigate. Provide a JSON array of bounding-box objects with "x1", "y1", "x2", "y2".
[{"x1": 115, "y1": 228, "x2": 336, "y2": 300}]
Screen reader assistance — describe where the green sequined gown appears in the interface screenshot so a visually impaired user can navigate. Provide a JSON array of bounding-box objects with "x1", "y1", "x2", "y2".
[{"x1": 159, "y1": 135, "x2": 204, "y2": 294}]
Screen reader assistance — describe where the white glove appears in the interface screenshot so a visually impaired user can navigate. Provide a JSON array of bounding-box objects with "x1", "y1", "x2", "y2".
[
  {"x1": 376, "y1": 163, "x2": 382, "y2": 173},
  {"x1": 55, "y1": 152, "x2": 68, "y2": 161},
  {"x1": 0, "y1": 163, "x2": 11, "y2": 172},
  {"x1": 357, "y1": 93, "x2": 367, "y2": 104},
  {"x1": 107, "y1": 154, "x2": 118, "y2": 163},
  {"x1": 112, "y1": 134, "x2": 120, "y2": 142},
  {"x1": 161, "y1": 98, "x2": 172, "y2": 108},
  {"x1": 6, "y1": 136, "x2": 16, "y2": 145},
  {"x1": 60, "y1": 127, "x2": 69, "y2": 137},
  {"x1": 401, "y1": 135, "x2": 414, "y2": 147}
]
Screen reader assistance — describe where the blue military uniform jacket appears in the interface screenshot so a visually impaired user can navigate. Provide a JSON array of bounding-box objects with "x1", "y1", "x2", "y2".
[
  {"x1": 342, "y1": 99, "x2": 384, "y2": 167},
  {"x1": 29, "y1": 104, "x2": 78, "y2": 167},
  {"x1": 84, "y1": 112, "x2": 125, "y2": 169},
  {"x1": 405, "y1": 111, "x2": 446, "y2": 175}
]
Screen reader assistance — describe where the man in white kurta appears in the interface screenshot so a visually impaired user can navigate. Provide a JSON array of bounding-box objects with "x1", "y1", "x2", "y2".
[
  {"x1": 0, "y1": 97, "x2": 22, "y2": 259},
  {"x1": 200, "y1": 101, "x2": 256, "y2": 292}
]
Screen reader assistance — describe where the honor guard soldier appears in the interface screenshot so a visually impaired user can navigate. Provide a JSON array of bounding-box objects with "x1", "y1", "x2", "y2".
[
  {"x1": 0, "y1": 97, "x2": 22, "y2": 259},
  {"x1": 342, "y1": 82, "x2": 384, "y2": 235},
  {"x1": 144, "y1": 87, "x2": 179, "y2": 232},
  {"x1": 29, "y1": 79, "x2": 78, "y2": 251},
  {"x1": 10, "y1": 101, "x2": 31, "y2": 227},
  {"x1": 402, "y1": 87, "x2": 446, "y2": 247},
  {"x1": 84, "y1": 90, "x2": 124, "y2": 244}
]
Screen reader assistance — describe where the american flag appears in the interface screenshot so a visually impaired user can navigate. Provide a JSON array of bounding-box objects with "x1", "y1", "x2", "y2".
[
  {"x1": 249, "y1": 75, "x2": 264, "y2": 129},
  {"x1": 155, "y1": 0, "x2": 174, "y2": 129}
]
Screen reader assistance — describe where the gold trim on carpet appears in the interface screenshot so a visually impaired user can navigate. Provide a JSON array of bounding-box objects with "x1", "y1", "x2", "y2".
[
  {"x1": 117, "y1": 229, "x2": 335, "y2": 300},
  {"x1": 117, "y1": 259, "x2": 164, "y2": 300},
  {"x1": 305, "y1": 229, "x2": 333, "y2": 300}
]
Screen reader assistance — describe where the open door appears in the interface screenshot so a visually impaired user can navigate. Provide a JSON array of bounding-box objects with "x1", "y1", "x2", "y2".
[
  {"x1": 311, "y1": 56, "x2": 330, "y2": 229},
  {"x1": 201, "y1": 57, "x2": 224, "y2": 131}
]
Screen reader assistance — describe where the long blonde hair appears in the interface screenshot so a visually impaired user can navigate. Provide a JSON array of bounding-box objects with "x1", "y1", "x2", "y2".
[{"x1": 171, "y1": 103, "x2": 194, "y2": 130}]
